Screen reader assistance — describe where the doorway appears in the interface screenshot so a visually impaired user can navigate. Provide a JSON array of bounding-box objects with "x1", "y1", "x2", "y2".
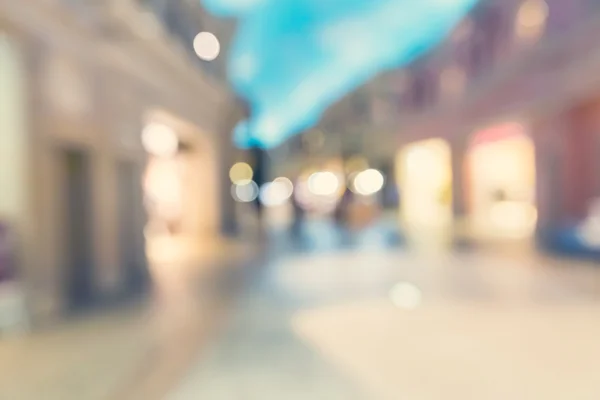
[{"x1": 62, "y1": 149, "x2": 94, "y2": 309}]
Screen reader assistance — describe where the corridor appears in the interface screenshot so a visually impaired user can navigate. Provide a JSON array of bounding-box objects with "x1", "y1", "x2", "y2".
[{"x1": 168, "y1": 222, "x2": 600, "y2": 400}]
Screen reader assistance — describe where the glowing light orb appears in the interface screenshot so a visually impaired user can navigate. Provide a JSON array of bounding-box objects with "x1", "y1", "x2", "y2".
[{"x1": 193, "y1": 32, "x2": 221, "y2": 61}]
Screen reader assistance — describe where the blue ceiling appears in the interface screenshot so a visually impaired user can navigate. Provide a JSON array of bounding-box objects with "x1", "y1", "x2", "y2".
[{"x1": 202, "y1": 0, "x2": 479, "y2": 149}]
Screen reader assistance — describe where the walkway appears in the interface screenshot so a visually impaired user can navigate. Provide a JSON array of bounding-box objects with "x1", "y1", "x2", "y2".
[
  {"x1": 0, "y1": 236, "x2": 257, "y2": 400},
  {"x1": 168, "y1": 221, "x2": 600, "y2": 400}
]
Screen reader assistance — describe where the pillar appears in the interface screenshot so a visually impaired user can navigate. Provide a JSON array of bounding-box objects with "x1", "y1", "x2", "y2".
[
  {"x1": 216, "y1": 98, "x2": 247, "y2": 237},
  {"x1": 534, "y1": 104, "x2": 599, "y2": 246},
  {"x1": 450, "y1": 137, "x2": 468, "y2": 234},
  {"x1": 532, "y1": 117, "x2": 562, "y2": 236},
  {"x1": 563, "y1": 104, "x2": 599, "y2": 222}
]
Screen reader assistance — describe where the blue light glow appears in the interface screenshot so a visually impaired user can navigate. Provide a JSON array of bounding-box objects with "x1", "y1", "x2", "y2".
[{"x1": 202, "y1": 0, "x2": 479, "y2": 148}]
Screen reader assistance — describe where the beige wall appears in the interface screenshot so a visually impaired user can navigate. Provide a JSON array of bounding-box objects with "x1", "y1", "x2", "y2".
[{"x1": 0, "y1": 7, "x2": 243, "y2": 324}]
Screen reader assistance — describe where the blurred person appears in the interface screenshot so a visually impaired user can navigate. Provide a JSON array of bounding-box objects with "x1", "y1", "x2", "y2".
[{"x1": 291, "y1": 185, "x2": 305, "y2": 238}]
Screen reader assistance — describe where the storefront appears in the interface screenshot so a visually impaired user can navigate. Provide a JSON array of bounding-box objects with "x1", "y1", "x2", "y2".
[
  {"x1": 466, "y1": 122, "x2": 537, "y2": 239},
  {"x1": 143, "y1": 110, "x2": 221, "y2": 263},
  {"x1": 396, "y1": 138, "x2": 452, "y2": 230},
  {"x1": 0, "y1": 5, "x2": 244, "y2": 327}
]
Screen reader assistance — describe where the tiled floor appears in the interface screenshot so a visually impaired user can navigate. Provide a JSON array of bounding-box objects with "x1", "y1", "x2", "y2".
[{"x1": 168, "y1": 224, "x2": 600, "y2": 400}]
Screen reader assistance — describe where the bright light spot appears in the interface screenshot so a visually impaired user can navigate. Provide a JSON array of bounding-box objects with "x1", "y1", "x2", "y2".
[
  {"x1": 579, "y1": 223, "x2": 600, "y2": 248},
  {"x1": 141, "y1": 123, "x2": 178, "y2": 157},
  {"x1": 232, "y1": 181, "x2": 259, "y2": 202},
  {"x1": 354, "y1": 169, "x2": 385, "y2": 196},
  {"x1": 489, "y1": 201, "x2": 538, "y2": 237},
  {"x1": 193, "y1": 32, "x2": 221, "y2": 61},
  {"x1": 274, "y1": 177, "x2": 294, "y2": 197},
  {"x1": 229, "y1": 162, "x2": 253, "y2": 184},
  {"x1": 578, "y1": 199, "x2": 600, "y2": 248},
  {"x1": 308, "y1": 171, "x2": 339, "y2": 197},
  {"x1": 405, "y1": 146, "x2": 438, "y2": 174},
  {"x1": 399, "y1": 139, "x2": 453, "y2": 228},
  {"x1": 259, "y1": 178, "x2": 294, "y2": 207},
  {"x1": 144, "y1": 159, "x2": 183, "y2": 219},
  {"x1": 389, "y1": 282, "x2": 422, "y2": 310},
  {"x1": 516, "y1": 0, "x2": 548, "y2": 42}
]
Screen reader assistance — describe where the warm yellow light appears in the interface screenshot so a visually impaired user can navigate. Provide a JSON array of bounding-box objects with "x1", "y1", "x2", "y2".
[
  {"x1": 141, "y1": 123, "x2": 178, "y2": 157},
  {"x1": 354, "y1": 169, "x2": 385, "y2": 196},
  {"x1": 399, "y1": 139, "x2": 452, "y2": 227},
  {"x1": 274, "y1": 177, "x2": 294, "y2": 197},
  {"x1": 193, "y1": 32, "x2": 220, "y2": 61},
  {"x1": 516, "y1": 0, "x2": 548, "y2": 41},
  {"x1": 259, "y1": 178, "x2": 294, "y2": 207},
  {"x1": 229, "y1": 162, "x2": 253, "y2": 184},
  {"x1": 308, "y1": 171, "x2": 339, "y2": 197},
  {"x1": 489, "y1": 201, "x2": 538, "y2": 236}
]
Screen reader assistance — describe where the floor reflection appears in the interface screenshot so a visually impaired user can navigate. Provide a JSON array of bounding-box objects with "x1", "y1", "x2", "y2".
[{"x1": 168, "y1": 220, "x2": 600, "y2": 400}]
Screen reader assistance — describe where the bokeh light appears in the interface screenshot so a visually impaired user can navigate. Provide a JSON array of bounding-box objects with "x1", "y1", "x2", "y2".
[
  {"x1": 308, "y1": 171, "x2": 340, "y2": 197},
  {"x1": 231, "y1": 180, "x2": 259, "y2": 202},
  {"x1": 515, "y1": 0, "x2": 548, "y2": 42},
  {"x1": 389, "y1": 282, "x2": 422, "y2": 310},
  {"x1": 193, "y1": 32, "x2": 221, "y2": 61},
  {"x1": 229, "y1": 162, "x2": 253, "y2": 184},
  {"x1": 141, "y1": 123, "x2": 178, "y2": 157},
  {"x1": 274, "y1": 177, "x2": 294, "y2": 195},
  {"x1": 259, "y1": 178, "x2": 294, "y2": 207},
  {"x1": 354, "y1": 169, "x2": 385, "y2": 196}
]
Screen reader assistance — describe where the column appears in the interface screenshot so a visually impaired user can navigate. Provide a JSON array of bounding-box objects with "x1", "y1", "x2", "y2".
[
  {"x1": 450, "y1": 137, "x2": 468, "y2": 234},
  {"x1": 532, "y1": 117, "x2": 563, "y2": 237},
  {"x1": 564, "y1": 105, "x2": 598, "y2": 222},
  {"x1": 216, "y1": 98, "x2": 247, "y2": 237}
]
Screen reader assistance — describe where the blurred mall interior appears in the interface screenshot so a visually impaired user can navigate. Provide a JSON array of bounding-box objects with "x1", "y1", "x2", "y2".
[{"x1": 2, "y1": 0, "x2": 600, "y2": 399}]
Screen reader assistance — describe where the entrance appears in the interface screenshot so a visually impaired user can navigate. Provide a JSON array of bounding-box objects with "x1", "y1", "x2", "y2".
[
  {"x1": 467, "y1": 124, "x2": 537, "y2": 239},
  {"x1": 141, "y1": 111, "x2": 220, "y2": 265},
  {"x1": 62, "y1": 149, "x2": 94, "y2": 309},
  {"x1": 396, "y1": 139, "x2": 452, "y2": 229}
]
